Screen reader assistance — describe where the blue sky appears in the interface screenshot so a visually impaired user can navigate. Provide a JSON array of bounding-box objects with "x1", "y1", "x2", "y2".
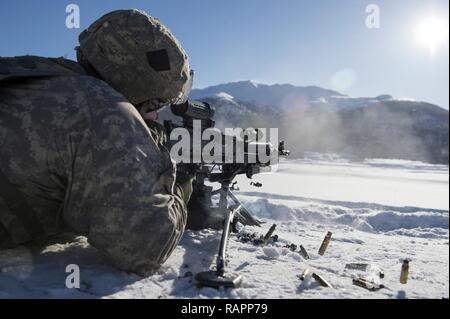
[{"x1": 0, "y1": 0, "x2": 448, "y2": 109}]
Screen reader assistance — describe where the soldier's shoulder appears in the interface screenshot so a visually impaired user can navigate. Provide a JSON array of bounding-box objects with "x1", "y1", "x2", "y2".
[
  {"x1": 0, "y1": 55, "x2": 87, "y2": 79},
  {"x1": 69, "y1": 74, "x2": 127, "y2": 101},
  {"x1": 0, "y1": 55, "x2": 125, "y2": 99}
]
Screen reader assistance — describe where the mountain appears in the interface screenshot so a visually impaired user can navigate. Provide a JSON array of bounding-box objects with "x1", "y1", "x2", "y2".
[
  {"x1": 190, "y1": 80, "x2": 394, "y2": 111},
  {"x1": 159, "y1": 81, "x2": 449, "y2": 164},
  {"x1": 190, "y1": 81, "x2": 343, "y2": 109}
]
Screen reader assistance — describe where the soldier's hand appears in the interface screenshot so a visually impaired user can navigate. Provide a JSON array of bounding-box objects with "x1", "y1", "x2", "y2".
[{"x1": 175, "y1": 164, "x2": 197, "y2": 204}]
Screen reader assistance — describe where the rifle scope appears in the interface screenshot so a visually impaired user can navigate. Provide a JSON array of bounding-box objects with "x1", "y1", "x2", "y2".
[{"x1": 171, "y1": 100, "x2": 215, "y2": 120}]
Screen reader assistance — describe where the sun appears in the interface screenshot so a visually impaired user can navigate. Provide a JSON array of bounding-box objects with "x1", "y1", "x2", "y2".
[{"x1": 415, "y1": 16, "x2": 449, "y2": 55}]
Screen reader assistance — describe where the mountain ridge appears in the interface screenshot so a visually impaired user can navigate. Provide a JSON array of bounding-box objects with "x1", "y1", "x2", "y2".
[{"x1": 191, "y1": 80, "x2": 447, "y2": 111}]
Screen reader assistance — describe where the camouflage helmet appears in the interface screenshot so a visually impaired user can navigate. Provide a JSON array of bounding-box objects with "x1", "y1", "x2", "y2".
[{"x1": 77, "y1": 9, "x2": 192, "y2": 111}]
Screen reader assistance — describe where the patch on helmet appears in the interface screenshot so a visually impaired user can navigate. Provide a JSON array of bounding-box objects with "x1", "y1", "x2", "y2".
[{"x1": 146, "y1": 49, "x2": 171, "y2": 72}]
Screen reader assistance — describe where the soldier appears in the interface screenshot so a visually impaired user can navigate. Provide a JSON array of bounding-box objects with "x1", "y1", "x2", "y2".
[{"x1": 0, "y1": 9, "x2": 194, "y2": 275}]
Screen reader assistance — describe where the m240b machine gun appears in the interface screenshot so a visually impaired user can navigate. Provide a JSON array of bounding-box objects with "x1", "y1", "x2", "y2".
[{"x1": 163, "y1": 100, "x2": 289, "y2": 288}]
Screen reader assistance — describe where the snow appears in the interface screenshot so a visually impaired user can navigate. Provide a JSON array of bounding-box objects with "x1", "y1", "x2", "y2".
[
  {"x1": 262, "y1": 247, "x2": 282, "y2": 259},
  {"x1": 261, "y1": 156, "x2": 449, "y2": 211},
  {"x1": 0, "y1": 157, "x2": 448, "y2": 299},
  {"x1": 308, "y1": 94, "x2": 395, "y2": 109},
  {"x1": 249, "y1": 80, "x2": 259, "y2": 88},
  {"x1": 214, "y1": 92, "x2": 235, "y2": 101},
  {"x1": 398, "y1": 98, "x2": 418, "y2": 102}
]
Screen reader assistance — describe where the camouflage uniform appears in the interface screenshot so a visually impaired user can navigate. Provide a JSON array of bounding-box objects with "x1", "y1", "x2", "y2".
[{"x1": 0, "y1": 56, "x2": 187, "y2": 275}]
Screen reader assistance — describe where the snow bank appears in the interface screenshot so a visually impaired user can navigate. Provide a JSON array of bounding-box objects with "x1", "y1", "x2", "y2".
[{"x1": 239, "y1": 197, "x2": 448, "y2": 238}]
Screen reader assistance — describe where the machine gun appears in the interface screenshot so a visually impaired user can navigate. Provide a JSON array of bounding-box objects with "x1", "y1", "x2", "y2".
[{"x1": 163, "y1": 99, "x2": 289, "y2": 288}]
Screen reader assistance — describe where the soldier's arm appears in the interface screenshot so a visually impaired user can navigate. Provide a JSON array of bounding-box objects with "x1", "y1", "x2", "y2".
[{"x1": 87, "y1": 164, "x2": 188, "y2": 276}]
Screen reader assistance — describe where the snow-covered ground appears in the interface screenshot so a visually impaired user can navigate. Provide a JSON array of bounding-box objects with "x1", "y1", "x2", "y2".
[{"x1": 0, "y1": 157, "x2": 448, "y2": 299}]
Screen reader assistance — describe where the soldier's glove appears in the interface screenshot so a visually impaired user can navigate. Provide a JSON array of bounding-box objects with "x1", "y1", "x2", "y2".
[
  {"x1": 144, "y1": 119, "x2": 167, "y2": 146},
  {"x1": 175, "y1": 164, "x2": 197, "y2": 204}
]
